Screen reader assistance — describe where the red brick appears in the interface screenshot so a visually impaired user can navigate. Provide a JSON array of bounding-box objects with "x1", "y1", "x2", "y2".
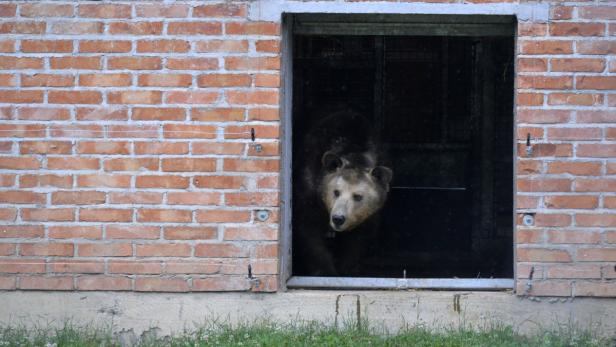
[
  {"x1": 194, "y1": 4, "x2": 247, "y2": 17},
  {"x1": 194, "y1": 176, "x2": 247, "y2": 189},
  {"x1": 226, "y1": 192, "x2": 278, "y2": 207},
  {"x1": 20, "y1": 243, "x2": 73, "y2": 256},
  {"x1": 0, "y1": 73, "x2": 15, "y2": 86},
  {"x1": 226, "y1": 22, "x2": 279, "y2": 35},
  {"x1": 248, "y1": 143, "x2": 279, "y2": 157},
  {"x1": 192, "y1": 108, "x2": 244, "y2": 122},
  {"x1": 0, "y1": 259, "x2": 45, "y2": 273},
  {"x1": 163, "y1": 124, "x2": 216, "y2": 139},
  {"x1": 77, "y1": 276, "x2": 132, "y2": 290},
  {"x1": 136, "y1": 175, "x2": 189, "y2": 189},
  {"x1": 50, "y1": 57, "x2": 101, "y2": 70},
  {"x1": 576, "y1": 214, "x2": 616, "y2": 227},
  {"x1": 48, "y1": 90, "x2": 102, "y2": 104},
  {"x1": 47, "y1": 157, "x2": 99, "y2": 170},
  {"x1": 168, "y1": 22, "x2": 222, "y2": 35},
  {"x1": 78, "y1": 4, "x2": 131, "y2": 18},
  {"x1": 109, "y1": 22, "x2": 163, "y2": 35},
  {"x1": 19, "y1": 175, "x2": 72, "y2": 189},
  {"x1": 78, "y1": 243, "x2": 132, "y2": 257},
  {"x1": 165, "y1": 91, "x2": 218, "y2": 105},
  {"x1": 166, "y1": 58, "x2": 218, "y2": 70},
  {"x1": 517, "y1": 248, "x2": 571, "y2": 262},
  {"x1": 575, "y1": 179, "x2": 616, "y2": 192},
  {"x1": 0, "y1": 57, "x2": 43, "y2": 69},
  {"x1": 135, "y1": 4, "x2": 189, "y2": 18},
  {"x1": 77, "y1": 175, "x2": 131, "y2": 189},
  {"x1": 517, "y1": 143, "x2": 572, "y2": 158},
  {"x1": 196, "y1": 210, "x2": 251, "y2": 223},
  {"x1": 549, "y1": 23, "x2": 604, "y2": 37},
  {"x1": 164, "y1": 227, "x2": 217, "y2": 240},
  {"x1": 167, "y1": 192, "x2": 221, "y2": 205},
  {"x1": 575, "y1": 282, "x2": 616, "y2": 297},
  {"x1": 0, "y1": 208, "x2": 16, "y2": 222},
  {"x1": 517, "y1": 228, "x2": 543, "y2": 244},
  {"x1": 135, "y1": 277, "x2": 189, "y2": 292},
  {"x1": 255, "y1": 74, "x2": 280, "y2": 88},
  {"x1": 547, "y1": 93, "x2": 603, "y2": 106},
  {"x1": 577, "y1": 76, "x2": 616, "y2": 90},
  {"x1": 518, "y1": 76, "x2": 572, "y2": 90},
  {"x1": 106, "y1": 225, "x2": 160, "y2": 240},
  {"x1": 198, "y1": 74, "x2": 251, "y2": 87},
  {"x1": 550, "y1": 6, "x2": 573, "y2": 20},
  {"x1": 133, "y1": 107, "x2": 185, "y2": 121},
  {"x1": 516, "y1": 280, "x2": 572, "y2": 296},
  {"x1": 108, "y1": 91, "x2": 162, "y2": 105},
  {"x1": 162, "y1": 158, "x2": 216, "y2": 172},
  {"x1": 135, "y1": 243, "x2": 191, "y2": 257},
  {"x1": 255, "y1": 244, "x2": 278, "y2": 258},
  {"x1": 225, "y1": 57, "x2": 280, "y2": 71},
  {"x1": 548, "y1": 230, "x2": 601, "y2": 244},
  {"x1": 547, "y1": 127, "x2": 602, "y2": 140},
  {"x1": 0, "y1": 226, "x2": 44, "y2": 239},
  {"x1": 79, "y1": 40, "x2": 131, "y2": 53},
  {"x1": 577, "y1": 111, "x2": 616, "y2": 123},
  {"x1": 135, "y1": 142, "x2": 188, "y2": 155},
  {"x1": 137, "y1": 40, "x2": 190, "y2": 53},
  {"x1": 520, "y1": 41, "x2": 572, "y2": 54},
  {"x1": 607, "y1": 163, "x2": 616, "y2": 175},
  {"x1": 607, "y1": 128, "x2": 616, "y2": 140},
  {"x1": 19, "y1": 276, "x2": 73, "y2": 290},
  {"x1": 517, "y1": 196, "x2": 539, "y2": 209},
  {"x1": 137, "y1": 209, "x2": 192, "y2": 223},
  {"x1": 50, "y1": 124, "x2": 103, "y2": 138},
  {"x1": 0, "y1": 4, "x2": 16, "y2": 17},
  {"x1": 77, "y1": 141, "x2": 130, "y2": 154},
  {"x1": 109, "y1": 192, "x2": 163, "y2": 205},
  {"x1": 547, "y1": 162, "x2": 601, "y2": 176},
  {"x1": 18, "y1": 107, "x2": 70, "y2": 121},
  {"x1": 79, "y1": 209, "x2": 132, "y2": 223},
  {"x1": 224, "y1": 159, "x2": 279, "y2": 172},
  {"x1": 577, "y1": 248, "x2": 616, "y2": 262},
  {"x1": 0, "y1": 191, "x2": 45, "y2": 204},
  {"x1": 257, "y1": 176, "x2": 278, "y2": 188},
  {"x1": 0, "y1": 91, "x2": 43, "y2": 103},
  {"x1": 195, "y1": 244, "x2": 248, "y2": 258},
  {"x1": 196, "y1": 40, "x2": 248, "y2": 53},
  {"x1": 578, "y1": 144, "x2": 616, "y2": 158},
  {"x1": 51, "y1": 21, "x2": 103, "y2": 35},
  {"x1": 256, "y1": 40, "x2": 280, "y2": 53},
  {"x1": 192, "y1": 276, "x2": 251, "y2": 291},
  {"x1": 0, "y1": 156, "x2": 40, "y2": 170},
  {"x1": 577, "y1": 41, "x2": 616, "y2": 55},
  {"x1": 225, "y1": 125, "x2": 279, "y2": 139},
  {"x1": 534, "y1": 214, "x2": 572, "y2": 227},
  {"x1": 192, "y1": 143, "x2": 244, "y2": 155},
  {"x1": 22, "y1": 74, "x2": 74, "y2": 87},
  {"x1": 76, "y1": 107, "x2": 127, "y2": 121},
  {"x1": 79, "y1": 73, "x2": 131, "y2": 87},
  {"x1": 248, "y1": 108, "x2": 279, "y2": 121},
  {"x1": 104, "y1": 158, "x2": 158, "y2": 171},
  {"x1": 164, "y1": 261, "x2": 220, "y2": 274},
  {"x1": 21, "y1": 40, "x2": 72, "y2": 53},
  {"x1": 107, "y1": 125, "x2": 158, "y2": 139},
  {"x1": 579, "y1": 7, "x2": 616, "y2": 20},
  {"x1": 0, "y1": 40, "x2": 14, "y2": 53},
  {"x1": 551, "y1": 58, "x2": 605, "y2": 72},
  {"x1": 224, "y1": 227, "x2": 277, "y2": 241},
  {"x1": 547, "y1": 265, "x2": 601, "y2": 279},
  {"x1": 21, "y1": 208, "x2": 74, "y2": 222},
  {"x1": 604, "y1": 196, "x2": 616, "y2": 209},
  {"x1": 517, "y1": 179, "x2": 571, "y2": 192},
  {"x1": 48, "y1": 226, "x2": 102, "y2": 239},
  {"x1": 138, "y1": 74, "x2": 192, "y2": 87},
  {"x1": 109, "y1": 261, "x2": 162, "y2": 274},
  {"x1": 108, "y1": 57, "x2": 162, "y2": 70},
  {"x1": 49, "y1": 260, "x2": 104, "y2": 273},
  {"x1": 0, "y1": 124, "x2": 45, "y2": 137}
]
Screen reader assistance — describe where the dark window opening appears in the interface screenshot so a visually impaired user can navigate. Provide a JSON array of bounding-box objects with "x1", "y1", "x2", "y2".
[{"x1": 290, "y1": 15, "x2": 515, "y2": 280}]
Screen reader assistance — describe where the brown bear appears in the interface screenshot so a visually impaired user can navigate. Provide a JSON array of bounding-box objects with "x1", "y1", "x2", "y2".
[{"x1": 293, "y1": 110, "x2": 392, "y2": 276}]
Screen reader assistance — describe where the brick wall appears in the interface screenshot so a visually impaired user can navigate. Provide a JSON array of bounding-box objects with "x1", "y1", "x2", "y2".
[{"x1": 0, "y1": 0, "x2": 614, "y2": 296}]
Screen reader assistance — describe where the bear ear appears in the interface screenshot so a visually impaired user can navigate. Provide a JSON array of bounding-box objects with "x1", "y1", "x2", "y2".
[
  {"x1": 371, "y1": 166, "x2": 393, "y2": 189},
  {"x1": 321, "y1": 151, "x2": 343, "y2": 172}
]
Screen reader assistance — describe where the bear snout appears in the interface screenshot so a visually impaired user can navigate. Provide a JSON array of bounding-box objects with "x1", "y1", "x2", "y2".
[{"x1": 331, "y1": 215, "x2": 346, "y2": 228}]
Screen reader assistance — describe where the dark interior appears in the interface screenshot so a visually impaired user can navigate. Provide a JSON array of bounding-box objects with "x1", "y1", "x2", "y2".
[{"x1": 292, "y1": 24, "x2": 515, "y2": 278}]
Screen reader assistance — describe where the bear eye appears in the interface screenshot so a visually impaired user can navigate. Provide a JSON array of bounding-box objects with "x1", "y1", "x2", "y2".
[
  {"x1": 333, "y1": 190, "x2": 340, "y2": 197},
  {"x1": 353, "y1": 194, "x2": 363, "y2": 202}
]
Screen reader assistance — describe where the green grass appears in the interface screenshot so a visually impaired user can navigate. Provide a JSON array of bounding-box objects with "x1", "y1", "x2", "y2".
[{"x1": 0, "y1": 321, "x2": 611, "y2": 347}]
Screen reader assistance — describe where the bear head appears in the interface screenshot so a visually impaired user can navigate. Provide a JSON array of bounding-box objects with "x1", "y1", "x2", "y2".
[{"x1": 319, "y1": 151, "x2": 393, "y2": 232}]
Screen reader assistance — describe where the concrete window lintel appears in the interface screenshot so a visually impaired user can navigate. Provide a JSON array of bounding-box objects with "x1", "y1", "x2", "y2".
[{"x1": 249, "y1": 1, "x2": 549, "y2": 23}]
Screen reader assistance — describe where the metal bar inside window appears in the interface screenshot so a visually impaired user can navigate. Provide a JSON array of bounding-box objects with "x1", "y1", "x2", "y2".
[{"x1": 287, "y1": 277, "x2": 514, "y2": 290}]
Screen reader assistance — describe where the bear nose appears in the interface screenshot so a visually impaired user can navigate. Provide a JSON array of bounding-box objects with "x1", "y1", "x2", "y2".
[{"x1": 332, "y1": 215, "x2": 345, "y2": 227}]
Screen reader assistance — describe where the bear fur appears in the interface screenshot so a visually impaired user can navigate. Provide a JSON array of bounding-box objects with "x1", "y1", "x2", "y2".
[{"x1": 293, "y1": 110, "x2": 392, "y2": 276}]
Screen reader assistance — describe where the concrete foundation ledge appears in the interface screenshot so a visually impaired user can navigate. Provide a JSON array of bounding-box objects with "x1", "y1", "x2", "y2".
[{"x1": 1, "y1": 290, "x2": 615, "y2": 338}]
